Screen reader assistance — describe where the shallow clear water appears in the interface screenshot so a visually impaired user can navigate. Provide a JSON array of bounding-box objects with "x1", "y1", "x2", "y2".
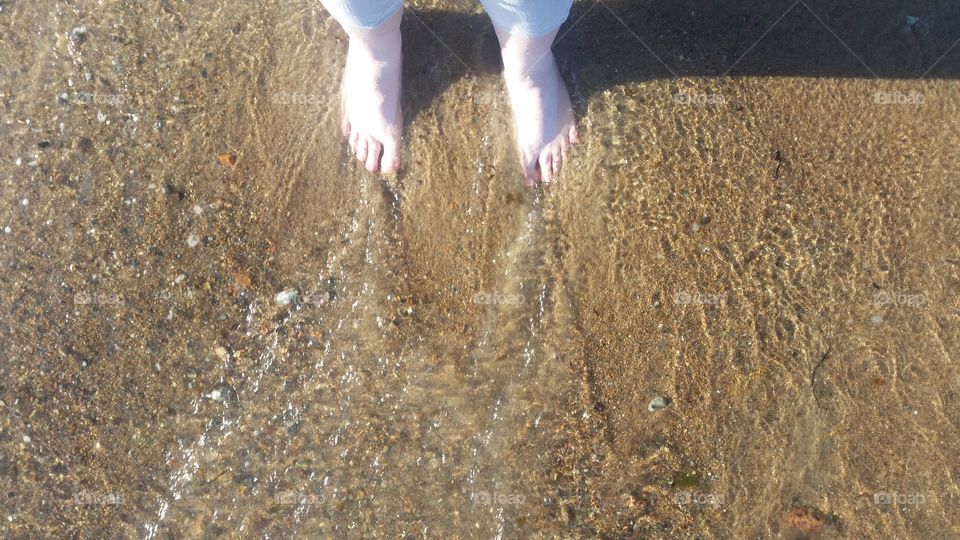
[{"x1": 1, "y1": 0, "x2": 959, "y2": 538}]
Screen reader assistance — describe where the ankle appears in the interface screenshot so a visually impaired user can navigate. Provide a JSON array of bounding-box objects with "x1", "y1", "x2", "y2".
[
  {"x1": 343, "y1": 8, "x2": 402, "y2": 48},
  {"x1": 502, "y1": 49, "x2": 555, "y2": 84},
  {"x1": 497, "y1": 34, "x2": 556, "y2": 81}
]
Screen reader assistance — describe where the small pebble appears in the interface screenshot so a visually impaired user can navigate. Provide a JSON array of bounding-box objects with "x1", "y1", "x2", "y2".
[
  {"x1": 235, "y1": 273, "x2": 252, "y2": 289},
  {"x1": 22, "y1": 435, "x2": 31, "y2": 443},
  {"x1": 217, "y1": 152, "x2": 237, "y2": 167},
  {"x1": 648, "y1": 396, "x2": 671, "y2": 412},
  {"x1": 206, "y1": 383, "x2": 236, "y2": 403},
  {"x1": 275, "y1": 288, "x2": 299, "y2": 305},
  {"x1": 187, "y1": 233, "x2": 200, "y2": 248},
  {"x1": 70, "y1": 26, "x2": 88, "y2": 44},
  {"x1": 870, "y1": 314, "x2": 883, "y2": 324}
]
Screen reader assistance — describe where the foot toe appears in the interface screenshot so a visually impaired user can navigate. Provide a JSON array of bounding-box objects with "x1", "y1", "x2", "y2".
[
  {"x1": 551, "y1": 148, "x2": 563, "y2": 178},
  {"x1": 522, "y1": 151, "x2": 540, "y2": 186},
  {"x1": 381, "y1": 139, "x2": 400, "y2": 174},
  {"x1": 365, "y1": 141, "x2": 382, "y2": 172},
  {"x1": 356, "y1": 139, "x2": 369, "y2": 164},
  {"x1": 349, "y1": 131, "x2": 360, "y2": 155},
  {"x1": 568, "y1": 125, "x2": 579, "y2": 145},
  {"x1": 539, "y1": 152, "x2": 554, "y2": 184},
  {"x1": 559, "y1": 136, "x2": 570, "y2": 164}
]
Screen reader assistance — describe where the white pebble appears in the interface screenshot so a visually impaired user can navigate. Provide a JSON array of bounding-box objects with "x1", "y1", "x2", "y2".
[
  {"x1": 275, "y1": 288, "x2": 299, "y2": 305},
  {"x1": 187, "y1": 233, "x2": 199, "y2": 248}
]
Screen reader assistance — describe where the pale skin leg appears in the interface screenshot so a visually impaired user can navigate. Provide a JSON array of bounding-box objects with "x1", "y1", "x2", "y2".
[
  {"x1": 492, "y1": 25, "x2": 579, "y2": 185},
  {"x1": 337, "y1": 8, "x2": 403, "y2": 174},
  {"x1": 326, "y1": 4, "x2": 575, "y2": 181}
]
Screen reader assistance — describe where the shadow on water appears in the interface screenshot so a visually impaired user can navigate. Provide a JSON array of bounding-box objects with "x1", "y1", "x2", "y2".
[{"x1": 400, "y1": 0, "x2": 960, "y2": 120}]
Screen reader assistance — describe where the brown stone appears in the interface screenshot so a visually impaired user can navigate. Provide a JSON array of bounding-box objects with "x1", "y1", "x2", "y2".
[
  {"x1": 218, "y1": 152, "x2": 237, "y2": 167},
  {"x1": 787, "y1": 506, "x2": 828, "y2": 533}
]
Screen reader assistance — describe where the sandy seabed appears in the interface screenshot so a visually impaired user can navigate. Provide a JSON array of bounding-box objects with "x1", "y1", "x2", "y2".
[{"x1": 1, "y1": 0, "x2": 959, "y2": 538}]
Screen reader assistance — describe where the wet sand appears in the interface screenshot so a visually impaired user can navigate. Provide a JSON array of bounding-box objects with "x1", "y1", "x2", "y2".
[{"x1": 1, "y1": 0, "x2": 959, "y2": 538}]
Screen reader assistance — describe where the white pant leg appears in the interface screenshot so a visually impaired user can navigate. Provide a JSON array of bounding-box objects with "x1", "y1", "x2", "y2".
[
  {"x1": 479, "y1": 0, "x2": 574, "y2": 37},
  {"x1": 320, "y1": 0, "x2": 403, "y2": 29}
]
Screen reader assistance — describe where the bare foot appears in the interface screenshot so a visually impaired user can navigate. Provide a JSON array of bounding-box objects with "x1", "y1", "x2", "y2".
[
  {"x1": 494, "y1": 26, "x2": 578, "y2": 185},
  {"x1": 339, "y1": 9, "x2": 403, "y2": 174}
]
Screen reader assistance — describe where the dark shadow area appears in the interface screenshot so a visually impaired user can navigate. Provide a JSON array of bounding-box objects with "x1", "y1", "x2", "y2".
[{"x1": 399, "y1": 0, "x2": 960, "y2": 120}]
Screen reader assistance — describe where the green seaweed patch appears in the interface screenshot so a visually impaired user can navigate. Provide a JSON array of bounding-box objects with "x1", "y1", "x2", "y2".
[{"x1": 670, "y1": 472, "x2": 701, "y2": 489}]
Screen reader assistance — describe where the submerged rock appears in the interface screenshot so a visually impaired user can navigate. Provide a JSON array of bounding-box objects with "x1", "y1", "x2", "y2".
[
  {"x1": 275, "y1": 288, "x2": 299, "y2": 305},
  {"x1": 217, "y1": 152, "x2": 237, "y2": 167},
  {"x1": 788, "y1": 506, "x2": 839, "y2": 533},
  {"x1": 70, "y1": 26, "x2": 88, "y2": 45},
  {"x1": 647, "y1": 396, "x2": 671, "y2": 412},
  {"x1": 235, "y1": 272, "x2": 252, "y2": 289},
  {"x1": 205, "y1": 383, "x2": 236, "y2": 403}
]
